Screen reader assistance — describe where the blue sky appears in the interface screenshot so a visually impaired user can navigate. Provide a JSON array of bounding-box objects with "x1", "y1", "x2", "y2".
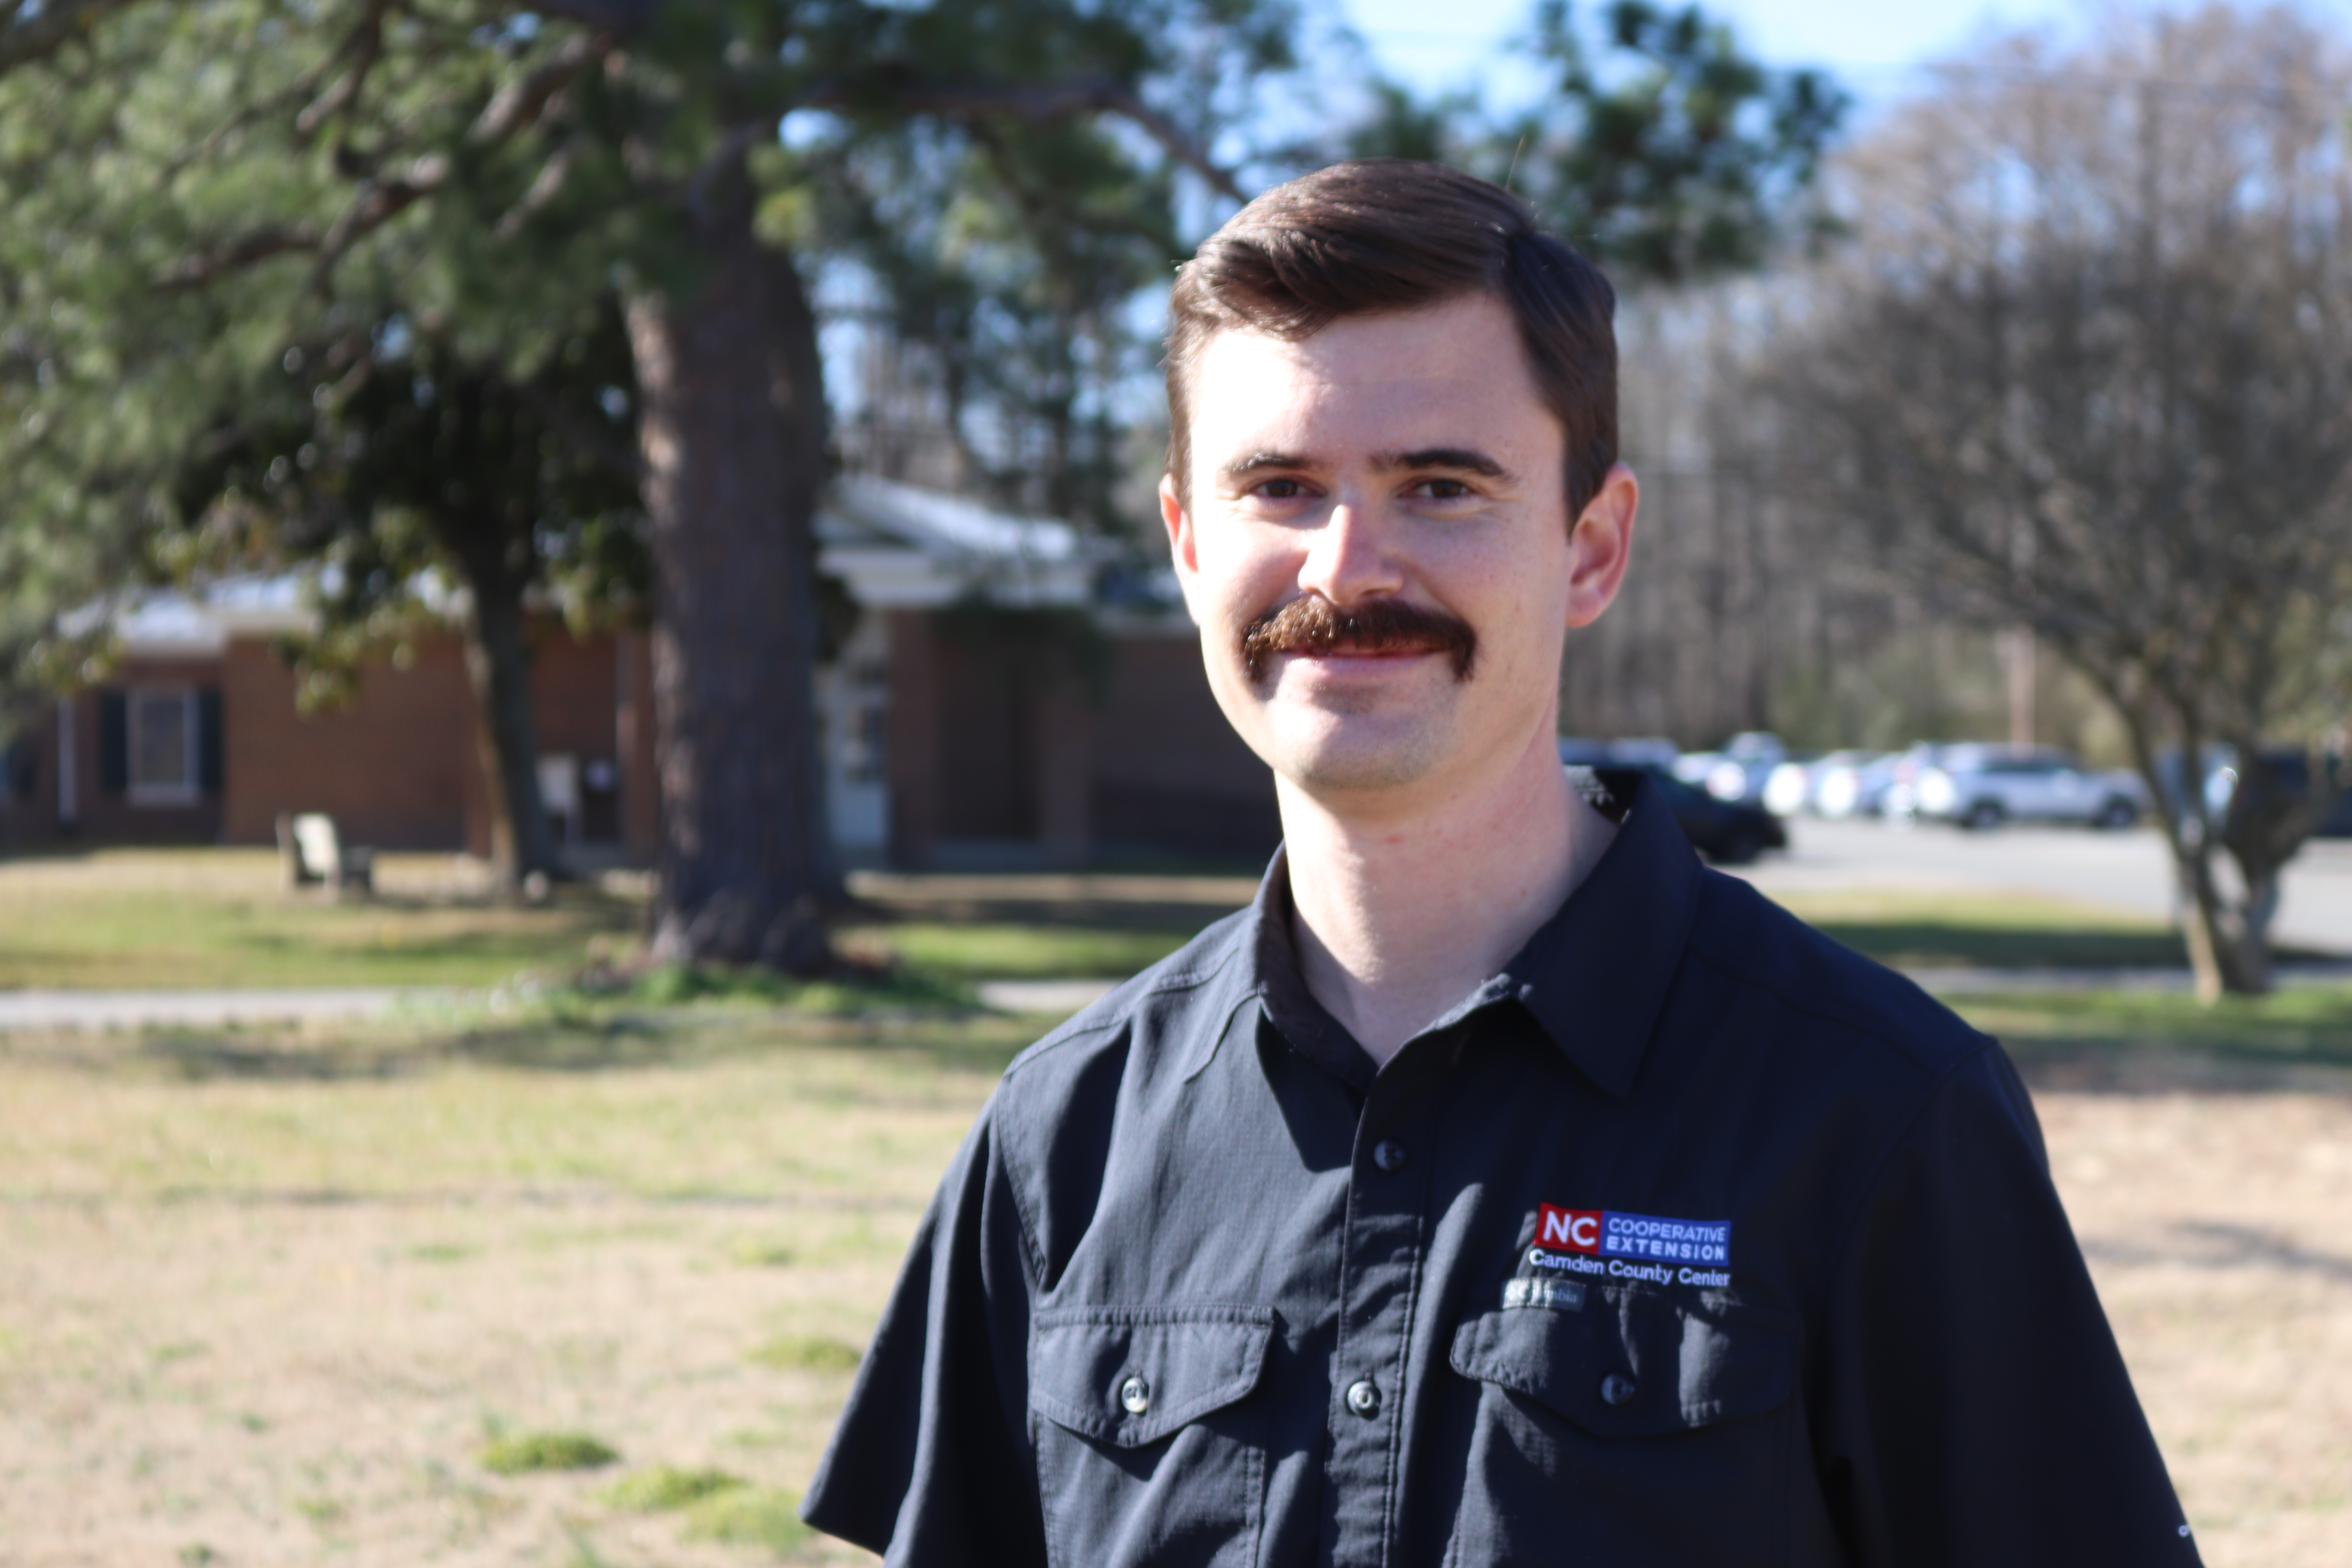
[{"x1": 1336, "y1": 0, "x2": 2352, "y2": 116}]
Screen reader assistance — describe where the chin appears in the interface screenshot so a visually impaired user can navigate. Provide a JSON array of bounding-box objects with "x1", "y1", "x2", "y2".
[{"x1": 1266, "y1": 719, "x2": 1453, "y2": 796}]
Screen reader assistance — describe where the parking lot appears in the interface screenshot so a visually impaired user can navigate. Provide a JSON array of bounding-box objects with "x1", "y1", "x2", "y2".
[{"x1": 1735, "y1": 817, "x2": 2352, "y2": 958}]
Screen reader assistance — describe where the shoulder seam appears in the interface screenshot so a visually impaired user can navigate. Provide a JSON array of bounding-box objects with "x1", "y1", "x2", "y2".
[
  {"x1": 999, "y1": 937, "x2": 1247, "y2": 1082},
  {"x1": 1680, "y1": 924, "x2": 1988, "y2": 1074},
  {"x1": 1819, "y1": 1033, "x2": 2002, "y2": 1289}
]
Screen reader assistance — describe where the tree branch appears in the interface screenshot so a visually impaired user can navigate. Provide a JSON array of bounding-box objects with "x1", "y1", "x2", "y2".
[
  {"x1": 523, "y1": 0, "x2": 655, "y2": 33},
  {"x1": 294, "y1": 0, "x2": 392, "y2": 143},
  {"x1": 811, "y1": 75, "x2": 1246, "y2": 201},
  {"x1": 471, "y1": 31, "x2": 604, "y2": 143},
  {"x1": 153, "y1": 225, "x2": 324, "y2": 290},
  {"x1": 0, "y1": 0, "x2": 142, "y2": 75}
]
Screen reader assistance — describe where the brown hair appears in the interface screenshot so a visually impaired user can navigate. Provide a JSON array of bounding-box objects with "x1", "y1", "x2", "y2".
[{"x1": 1165, "y1": 159, "x2": 1619, "y2": 517}]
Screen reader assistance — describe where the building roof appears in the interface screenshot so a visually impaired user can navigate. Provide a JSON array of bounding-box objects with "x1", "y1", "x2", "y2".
[
  {"x1": 96, "y1": 479, "x2": 1123, "y2": 657},
  {"x1": 815, "y1": 474, "x2": 1107, "y2": 610}
]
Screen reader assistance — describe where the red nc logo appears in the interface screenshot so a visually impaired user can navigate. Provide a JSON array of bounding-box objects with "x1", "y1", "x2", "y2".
[{"x1": 1536, "y1": 1203, "x2": 1603, "y2": 1254}]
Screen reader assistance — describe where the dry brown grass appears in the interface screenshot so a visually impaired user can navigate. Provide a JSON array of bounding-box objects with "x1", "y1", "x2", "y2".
[{"x1": 0, "y1": 1011, "x2": 2343, "y2": 1566}]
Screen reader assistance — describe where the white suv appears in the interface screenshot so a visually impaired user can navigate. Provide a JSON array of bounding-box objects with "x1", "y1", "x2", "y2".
[{"x1": 1910, "y1": 745, "x2": 2147, "y2": 831}]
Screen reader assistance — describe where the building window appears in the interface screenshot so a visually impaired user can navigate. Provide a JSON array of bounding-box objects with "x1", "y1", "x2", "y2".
[{"x1": 129, "y1": 688, "x2": 199, "y2": 805}]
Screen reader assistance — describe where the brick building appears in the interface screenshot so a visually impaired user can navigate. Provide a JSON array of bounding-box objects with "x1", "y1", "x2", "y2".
[{"x1": 0, "y1": 478, "x2": 1279, "y2": 867}]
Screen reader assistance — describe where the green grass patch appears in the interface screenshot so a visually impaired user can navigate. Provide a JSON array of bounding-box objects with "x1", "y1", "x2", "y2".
[
  {"x1": 616, "y1": 961, "x2": 971, "y2": 1012},
  {"x1": 682, "y1": 1485, "x2": 809, "y2": 1555},
  {"x1": 478, "y1": 1430, "x2": 619, "y2": 1475},
  {"x1": 1773, "y1": 889, "x2": 2196, "y2": 970},
  {"x1": 846, "y1": 920, "x2": 1200, "y2": 981},
  {"x1": 731, "y1": 1237, "x2": 796, "y2": 1267},
  {"x1": 600, "y1": 1465, "x2": 745, "y2": 1512},
  {"x1": 1954, "y1": 984, "x2": 2352, "y2": 1069},
  {"x1": 748, "y1": 1333, "x2": 863, "y2": 1373}
]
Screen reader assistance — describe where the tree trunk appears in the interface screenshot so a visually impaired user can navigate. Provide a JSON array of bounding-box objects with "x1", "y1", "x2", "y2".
[
  {"x1": 625, "y1": 161, "x2": 835, "y2": 971},
  {"x1": 461, "y1": 575, "x2": 562, "y2": 893},
  {"x1": 2167, "y1": 829, "x2": 2272, "y2": 1000}
]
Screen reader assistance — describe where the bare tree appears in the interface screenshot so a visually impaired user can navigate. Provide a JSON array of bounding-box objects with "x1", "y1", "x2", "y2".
[{"x1": 1775, "y1": 5, "x2": 2352, "y2": 998}]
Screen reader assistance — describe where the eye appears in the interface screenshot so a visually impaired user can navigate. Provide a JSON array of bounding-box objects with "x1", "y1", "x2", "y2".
[
  {"x1": 1255, "y1": 477, "x2": 1308, "y2": 500},
  {"x1": 1410, "y1": 477, "x2": 1473, "y2": 500}
]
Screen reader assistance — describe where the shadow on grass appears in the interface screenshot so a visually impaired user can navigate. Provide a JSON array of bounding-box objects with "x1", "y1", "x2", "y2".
[
  {"x1": 70, "y1": 975, "x2": 1040, "y2": 1083},
  {"x1": 2082, "y1": 1221, "x2": 2352, "y2": 1283},
  {"x1": 1963, "y1": 985, "x2": 2352, "y2": 1094},
  {"x1": 1815, "y1": 920, "x2": 2198, "y2": 971}
]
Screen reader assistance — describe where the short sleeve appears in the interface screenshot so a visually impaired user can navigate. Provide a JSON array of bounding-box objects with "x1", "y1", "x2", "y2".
[
  {"x1": 1820, "y1": 1044, "x2": 2202, "y2": 1566},
  {"x1": 800, "y1": 1100, "x2": 1047, "y2": 1565}
]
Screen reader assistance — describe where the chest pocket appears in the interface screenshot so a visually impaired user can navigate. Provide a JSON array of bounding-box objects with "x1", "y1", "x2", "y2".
[
  {"x1": 1445, "y1": 1288, "x2": 1799, "y2": 1566},
  {"x1": 1029, "y1": 1304, "x2": 1274, "y2": 1568}
]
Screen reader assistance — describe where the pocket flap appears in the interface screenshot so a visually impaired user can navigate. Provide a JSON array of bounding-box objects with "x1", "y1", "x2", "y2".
[
  {"x1": 1031, "y1": 1305, "x2": 1275, "y2": 1449},
  {"x1": 1450, "y1": 1289, "x2": 1794, "y2": 1439}
]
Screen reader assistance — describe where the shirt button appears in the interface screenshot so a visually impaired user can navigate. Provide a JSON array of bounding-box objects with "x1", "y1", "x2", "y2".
[
  {"x1": 1118, "y1": 1375, "x2": 1151, "y2": 1415},
  {"x1": 1346, "y1": 1379, "x2": 1381, "y2": 1417},
  {"x1": 1601, "y1": 1372, "x2": 1637, "y2": 1407},
  {"x1": 1371, "y1": 1139, "x2": 1408, "y2": 1173}
]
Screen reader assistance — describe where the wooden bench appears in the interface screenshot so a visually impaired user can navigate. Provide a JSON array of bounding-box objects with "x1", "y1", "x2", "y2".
[{"x1": 276, "y1": 812, "x2": 376, "y2": 896}]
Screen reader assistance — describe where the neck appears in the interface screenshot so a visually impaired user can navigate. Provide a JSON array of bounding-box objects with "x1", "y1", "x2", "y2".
[{"x1": 1280, "y1": 731, "x2": 1616, "y2": 1069}]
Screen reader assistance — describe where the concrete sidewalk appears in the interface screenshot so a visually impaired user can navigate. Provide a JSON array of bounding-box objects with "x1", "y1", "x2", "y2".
[{"x1": 0, "y1": 989, "x2": 428, "y2": 1032}]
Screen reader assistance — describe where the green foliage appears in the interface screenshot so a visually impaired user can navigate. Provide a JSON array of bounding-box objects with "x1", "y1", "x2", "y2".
[
  {"x1": 599, "y1": 1464, "x2": 746, "y2": 1512},
  {"x1": 864, "y1": 920, "x2": 1193, "y2": 980},
  {"x1": 478, "y1": 1429, "x2": 619, "y2": 1475},
  {"x1": 0, "y1": 0, "x2": 1308, "y2": 660},
  {"x1": 1344, "y1": 0, "x2": 1847, "y2": 285}
]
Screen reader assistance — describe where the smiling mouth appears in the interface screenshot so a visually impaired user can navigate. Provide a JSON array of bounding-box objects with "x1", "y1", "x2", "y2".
[{"x1": 1240, "y1": 596, "x2": 1478, "y2": 684}]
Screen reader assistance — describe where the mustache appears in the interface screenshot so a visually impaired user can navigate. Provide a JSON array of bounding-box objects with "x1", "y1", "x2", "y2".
[{"x1": 1240, "y1": 596, "x2": 1479, "y2": 684}]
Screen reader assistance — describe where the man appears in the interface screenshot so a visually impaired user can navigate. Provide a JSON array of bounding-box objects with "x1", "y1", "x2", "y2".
[{"x1": 802, "y1": 160, "x2": 2196, "y2": 1566}]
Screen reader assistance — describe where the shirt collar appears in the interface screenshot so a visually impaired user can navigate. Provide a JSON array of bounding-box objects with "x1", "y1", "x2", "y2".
[{"x1": 1246, "y1": 768, "x2": 1702, "y2": 1100}]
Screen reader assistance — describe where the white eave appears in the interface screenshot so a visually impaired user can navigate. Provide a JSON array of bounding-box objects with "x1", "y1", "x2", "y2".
[
  {"x1": 816, "y1": 474, "x2": 1103, "y2": 610},
  {"x1": 96, "y1": 478, "x2": 1110, "y2": 653}
]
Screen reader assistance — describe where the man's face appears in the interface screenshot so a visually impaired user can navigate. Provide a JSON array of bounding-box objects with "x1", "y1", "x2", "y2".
[{"x1": 1161, "y1": 292, "x2": 1635, "y2": 809}]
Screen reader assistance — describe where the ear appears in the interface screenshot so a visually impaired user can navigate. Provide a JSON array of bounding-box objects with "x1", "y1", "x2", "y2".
[
  {"x1": 1160, "y1": 472, "x2": 1207, "y2": 621},
  {"x1": 1564, "y1": 463, "x2": 1638, "y2": 629}
]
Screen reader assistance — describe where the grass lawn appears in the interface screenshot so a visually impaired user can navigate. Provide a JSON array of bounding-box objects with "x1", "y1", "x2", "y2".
[
  {"x1": 2, "y1": 849, "x2": 2300, "y2": 996},
  {"x1": 0, "y1": 848, "x2": 639, "y2": 989},
  {"x1": 1769, "y1": 887, "x2": 2205, "y2": 971},
  {"x1": 1956, "y1": 986, "x2": 2352, "y2": 1072},
  {"x1": 0, "y1": 989, "x2": 2346, "y2": 1565}
]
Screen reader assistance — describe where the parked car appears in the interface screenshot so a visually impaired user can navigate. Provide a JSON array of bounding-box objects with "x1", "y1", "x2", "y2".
[
  {"x1": 1878, "y1": 742, "x2": 1951, "y2": 822},
  {"x1": 1910, "y1": 744, "x2": 2147, "y2": 830},
  {"x1": 1556, "y1": 742, "x2": 1784, "y2": 862},
  {"x1": 2162, "y1": 744, "x2": 2352, "y2": 840},
  {"x1": 1806, "y1": 750, "x2": 1896, "y2": 818},
  {"x1": 1670, "y1": 731, "x2": 1788, "y2": 808},
  {"x1": 1641, "y1": 764, "x2": 1788, "y2": 864},
  {"x1": 1557, "y1": 736, "x2": 1680, "y2": 769}
]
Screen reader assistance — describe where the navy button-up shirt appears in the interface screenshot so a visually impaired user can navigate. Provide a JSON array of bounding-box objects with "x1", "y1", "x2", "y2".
[{"x1": 803, "y1": 771, "x2": 2197, "y2": 1566}]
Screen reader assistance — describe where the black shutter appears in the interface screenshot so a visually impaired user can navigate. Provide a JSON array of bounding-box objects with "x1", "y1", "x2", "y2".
[
  {"x1": 98, "y1": 689, "x2": 128, "y2": 796},
  {"x1": 197, "y1": 686, "x2": 224, "y2": 795}
]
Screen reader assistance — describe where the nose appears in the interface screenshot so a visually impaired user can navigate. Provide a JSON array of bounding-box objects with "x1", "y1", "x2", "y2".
[{"x1": 1296, "y1": 493, "x2": 1405, "y2": 606}]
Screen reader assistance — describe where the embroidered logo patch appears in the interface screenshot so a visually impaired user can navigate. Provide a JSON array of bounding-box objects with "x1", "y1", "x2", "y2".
[{"x1": 1528, "y1": 1204, "x2": 1733, "y2": 1288}]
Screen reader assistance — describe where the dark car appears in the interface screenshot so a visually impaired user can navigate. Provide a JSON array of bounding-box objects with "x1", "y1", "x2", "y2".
[{"x1": 1641, "y1": 764, "x2": 1787, "y2": 865}]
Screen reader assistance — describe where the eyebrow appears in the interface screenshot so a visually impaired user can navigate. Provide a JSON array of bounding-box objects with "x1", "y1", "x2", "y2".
[
  {"x1": 1218, "y1": 451, "x2": 1312, "y2": 482},
  {"x1": 1373, "y1": 446, "x2": 1512, "y2": 479},
  {"x1": 1216, "y1": 446, "x2": 1516, "y2": 483}
]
